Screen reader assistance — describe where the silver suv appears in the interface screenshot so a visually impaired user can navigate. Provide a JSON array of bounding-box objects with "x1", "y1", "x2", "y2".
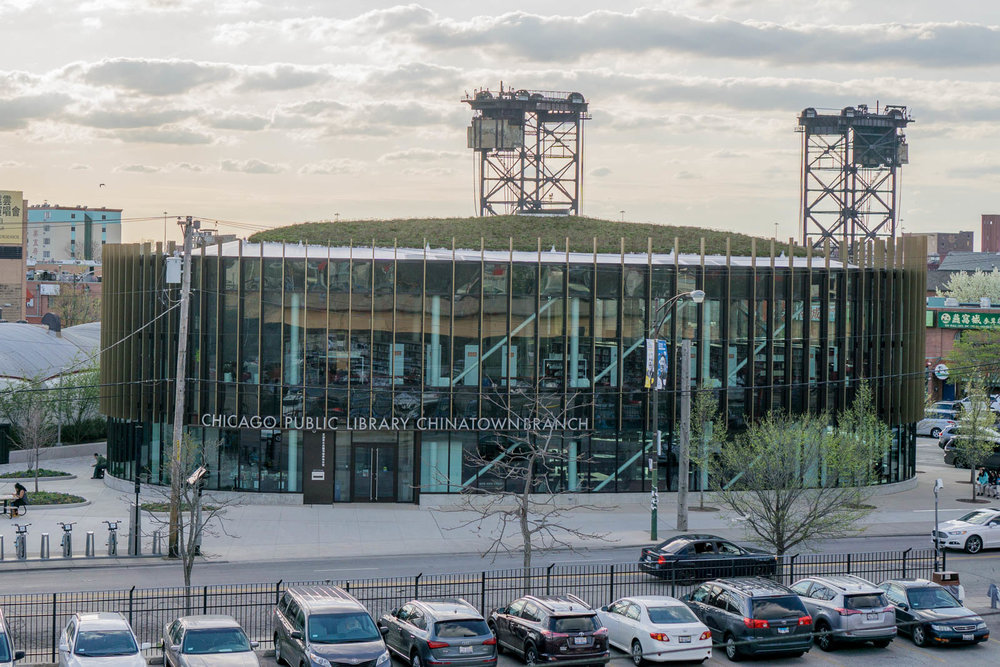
[{"x1": 789, "y1": 575, "x2": 896, "y2": 651}]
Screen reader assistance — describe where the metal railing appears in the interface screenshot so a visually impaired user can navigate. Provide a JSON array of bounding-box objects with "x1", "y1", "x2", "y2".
[{"x1": 0, "y1": 548, "x2": 933, "y2": 662}]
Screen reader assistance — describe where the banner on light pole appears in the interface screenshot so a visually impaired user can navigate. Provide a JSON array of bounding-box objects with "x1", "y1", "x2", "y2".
[{"x1": 644, "y1": 338, "x2": 668, "y2": 390}]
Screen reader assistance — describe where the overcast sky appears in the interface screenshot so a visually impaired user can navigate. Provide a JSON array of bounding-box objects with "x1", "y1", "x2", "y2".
[{"x1": 2, "y1": 0, "x2": 1000, "y2": 245}]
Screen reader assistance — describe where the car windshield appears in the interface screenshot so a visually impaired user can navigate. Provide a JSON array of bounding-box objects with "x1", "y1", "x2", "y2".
[
  {"x1": 550, "y1": 616, "x2": 598, "y2": 633},
  {"x1": 647, "y1": 606, "x2": 698, "y2": 624},
  {"x1": 656, "y1": 540, "x2": 689, "y2": 554},
  {"x1": 307, "y1": 613, "x2": 381, "y2": 644},
  {"x1": 957, "y1": 511, "x2": 995, "y2": 525},
  {"x1": 0, "y1": 634, "x2": 10, "y2": 662},
  {"x1": 844, "y1": 594, "x2": 888, "y2": 610},
  {"x1": 907, "y1": 587, "x2": 960, "y2": 610},
  {"x1": 182, "y1": 628, "x2": 252, "y2": 654},
  {"x1": 750, "y1": 597, "x2": 807, "y2": 620},
  {"x1": 434, "y1": 620, "x2": 490, "y2": 638},
  {"x1": 74, "y1": 630, "x2": 139, "y2": 657}
]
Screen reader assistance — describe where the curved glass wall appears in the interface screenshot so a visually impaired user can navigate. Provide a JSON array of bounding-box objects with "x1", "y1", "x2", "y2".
[{"x1": 102, "y1": 239, "x2": 927, "y2": 502}]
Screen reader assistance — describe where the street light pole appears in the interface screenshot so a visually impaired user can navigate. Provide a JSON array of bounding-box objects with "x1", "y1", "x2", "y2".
[
  {"x1": 647, "y1": 289, "x2": 705, "y2": 541},
  {"x1": 678, "y1": 338, "x2": 692, "y2": 531},
  {"x1": 934, "y1": 477, "x2": 944, "y2": 571}
]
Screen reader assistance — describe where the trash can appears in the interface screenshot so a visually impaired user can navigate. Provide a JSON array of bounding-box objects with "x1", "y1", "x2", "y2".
[{"x1": 932, "y1": 571, "x2": 964, "y2": 603}]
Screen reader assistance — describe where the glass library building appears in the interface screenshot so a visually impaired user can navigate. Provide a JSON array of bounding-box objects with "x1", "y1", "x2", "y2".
[{"x1": 101, "y1": 236, "x2": 926, "y2": 503}]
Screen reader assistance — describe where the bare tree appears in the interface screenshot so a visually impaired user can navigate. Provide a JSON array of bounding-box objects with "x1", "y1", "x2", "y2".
[
  {"x1": 439, "y1": 391, "x2": 614, "y2": 592},
  {"x1": 712, "y1": 386, "x2": 892, "y2": 555},
  {"x1": 688, "y1": 382, "x2": 727, "y2": 510},
  {"x1": 0, "y1": 377, "x2": 58, "y2": 491},
  {"x1": 47, "y1": 282, "x2": 101, "y2": 327},
  {"x1": 142, "y1": 435, "x2": 238, "y2": 592}
]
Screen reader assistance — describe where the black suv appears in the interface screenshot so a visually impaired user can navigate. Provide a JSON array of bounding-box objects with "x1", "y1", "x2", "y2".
[
  {"x1": 685, "y1": 578, "x2": 813, "y2": 661},
  {"x1": 487, "y1": 595, "x2": 610, "y2": 666}
]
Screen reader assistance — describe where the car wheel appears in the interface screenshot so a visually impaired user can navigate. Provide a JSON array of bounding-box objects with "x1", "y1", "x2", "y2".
[
  {"x1": 724, "y1": 634, "x2": 742, "y2": 662},
  {"x1": 412, "y1": 652, "x2": 422, "y2": 667},
  {"x1": 872, "y1": 639, "x2": 892, "y2": 648},
  {"x1": 965, "y1": 535, "x2": 984, "y2": 554},
  {"x1": 930, "y1": 428, "x2": 942, "y2": 438},
  {"x1": 912, "y1": 625, "x2": 927, "y2": 647},
  {"x1": 815, "y1": 621, "x2": 835, "y2": 652},
  {"x1": 274, "y1": 635, "x2": 283, "y2": 666},
  {"x1": 524, "y1": 643, "x2": 538, "y2": 667},
  {"x1": 631, "y1": 639, "x2": 645, "y2": 667}
]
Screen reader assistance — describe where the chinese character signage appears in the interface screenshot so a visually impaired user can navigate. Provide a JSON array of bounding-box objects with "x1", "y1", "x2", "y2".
[
  {"x1": 644, "y1": 338, "x2": 668, "y2": 389},
  {"x1": 0, "y1": 190, "x2": 23, "y2": 244},
  {"x1": 938, "y1": 310, "x2": 1000, "y2": 329}
]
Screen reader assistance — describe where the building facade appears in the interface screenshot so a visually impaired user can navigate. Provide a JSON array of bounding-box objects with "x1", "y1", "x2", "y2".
[
  {"x1": 0, "y1": 189, "x2": 27, "y2": 322},
  {"x1": 984, "y1": 214, "x2": 1000, "y2": 253},
  {"x1": 102, "y1": 237, "x2": 926, "y2": 503},
  {"x1": 26, "y1": 204, "x2": 122, "y2": 262}
]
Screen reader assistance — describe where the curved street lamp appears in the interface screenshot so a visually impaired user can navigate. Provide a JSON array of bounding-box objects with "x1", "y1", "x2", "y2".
[{"x1": 647, "y1": 290, "x2": 705, "y2": 540}]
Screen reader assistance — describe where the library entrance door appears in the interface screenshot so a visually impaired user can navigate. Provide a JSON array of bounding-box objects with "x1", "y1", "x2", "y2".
[{"x1": 352, "y1": 443, "x2": 395, "y2": 502}]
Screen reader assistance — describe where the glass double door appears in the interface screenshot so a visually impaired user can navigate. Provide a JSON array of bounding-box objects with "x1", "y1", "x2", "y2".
[{"x1": 352, "y1": 443, "x2": 396, "y2": 502}]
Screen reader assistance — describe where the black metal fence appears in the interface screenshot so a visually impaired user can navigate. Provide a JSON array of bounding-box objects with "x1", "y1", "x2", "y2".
[{"x1": 0, "y1": 549, "x2": 933, "y2": 663}]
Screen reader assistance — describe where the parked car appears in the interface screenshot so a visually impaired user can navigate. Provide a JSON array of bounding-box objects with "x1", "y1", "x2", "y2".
[
  {"x1": 639, "y1": 534, "x2": 777, "y2": 582},
  {"x1": 684, "y1": 577, "x2": 812, "y2": 662},
  {"x1": 597, "y1": 596, "x2": 711, "y2": 664},
  {"x1": 932, "y1": 507, "x2": 1000, "y2": 553},
  {"x1": 939, "y1": 424, "x2": 1000, "y2": 450},
  {"x1": 917, "y1": 415, "x2": 957, "y2": 438},
  {"x1": 162, "y1": 615, "x2": 259, "y2": 667},
  {"x1": 57, "y1": 612, "x2": 150, "y2": 667},
  {"x1": 788, "y1": 575, "x2": 896, "y2": 651},
  {"x1": 273, "y1": 585, "x2": 390, "y2": 667},
  {"x1": 379, "y1": 598, "x2": 497, "y2": 667},
  {"x1": 0, "y1": 609, "x2": 25, "y2": 667},
  {"x1": 931, "y1": 401, "x2": 964, "y2": 414},
  {"x1": 879, "y1": 579, "x2": 989, "y2": 647},
  {"x1": 943, "y1": 442, "x2": 1000, "y2": 469},
  {"x1": 487, "y1": 594, "x2": 610, "y2": 666}
]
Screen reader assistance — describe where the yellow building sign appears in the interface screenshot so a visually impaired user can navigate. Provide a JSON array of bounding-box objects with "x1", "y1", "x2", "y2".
[{"x1": 0, "y1": 190, "x2": 24, "y2": 244}]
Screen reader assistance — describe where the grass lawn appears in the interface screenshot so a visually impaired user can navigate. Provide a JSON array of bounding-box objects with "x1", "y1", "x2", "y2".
[
  {"x1": 25, "y1": 491, "x2": 85, "y2": 505},
  {"x1": 0, "y1": 468, "x2": 71, "y2": 478}
]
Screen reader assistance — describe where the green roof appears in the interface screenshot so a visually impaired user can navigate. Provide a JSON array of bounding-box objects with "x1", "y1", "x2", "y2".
[{"x1": 248, "y1": 215, "x2": 809, "y2": 256}]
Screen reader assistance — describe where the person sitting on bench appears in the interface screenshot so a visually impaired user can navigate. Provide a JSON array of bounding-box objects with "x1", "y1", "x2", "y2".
[
  {"x1": 92, "y1": 453, "x2": 107, "y2": 479},
  {"x1": 10, "y1": 483, "x2": 26, "y2": 518}
]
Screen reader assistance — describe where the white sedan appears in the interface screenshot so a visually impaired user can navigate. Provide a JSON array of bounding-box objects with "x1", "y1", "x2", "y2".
[
  {"x1": 916, "y1": 416, "x2": 956, "y2": 438},
  {"x1": 933, "y1": 508, "x2": 1000, "y2": 554},
  {"x1": 597, "y1": 596, "x2": 711, "y2": 664},
  {"x1": 58, "y1": 612, "x2": 150, "y2": 667}
]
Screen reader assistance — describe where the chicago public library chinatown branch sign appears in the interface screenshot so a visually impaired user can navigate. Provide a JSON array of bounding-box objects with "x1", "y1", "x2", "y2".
[{"x1": 199, "y1": 414, "x2": 590, "y2": 432}]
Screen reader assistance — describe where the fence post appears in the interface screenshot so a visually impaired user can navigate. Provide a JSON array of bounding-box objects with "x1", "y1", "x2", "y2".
[
  {"x1": 276, "y1": 579, "x2": 283, "y2": 604},
  {"x1": 902, "y1": 548, "x2": 911, "y2": 579},
  {"x1": 203, "y1": 586, "x2": 208, "y2": 614},
  {"x1": 788, "y1": 555, "x2": 798, "y2": 585},
  {"x1": 608, "y1": 565, "x2": 615, "y2": 603},
  {"x1": 51, "y1": 593, "x2": 57, "y2": 663},
  {"x1": 942, "y1": 547, "x2": 947, "y2": 571},
  {"x1": 546, "y1": 564, "x2": 554, "y2": 595},
  {"x1": 415, "y1": 573, "x2": 421, "y2": 600},
  {"x1": 129, "y1": 586, "x2": 135, "y2": 625},
  {"x1": 480, "y1": 572, "x2": 486, "y2": 615},
  {"x1": 846, "y1": 552, "x2": 851, "y2": 574}
]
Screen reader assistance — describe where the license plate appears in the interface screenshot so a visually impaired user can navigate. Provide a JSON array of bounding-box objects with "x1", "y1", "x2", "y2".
[
  {"x1": 460, "y1": 646, "x2": 473, "y2": 654},
  {"x1": 678, "y1": 636, "x2": 691, "y2": 644},
  {"x1": 777, "y1": 627, "x2": 789, "y2": 634},
  {"x1": 963, "y1": 634, "x2": 974, "y2": 641},
  {"x1": 573, "y1": 637, "x2": 588, "y2": 645},
  {"x1": 866, "y1": 613, "x2": 879, "y2": 621}
]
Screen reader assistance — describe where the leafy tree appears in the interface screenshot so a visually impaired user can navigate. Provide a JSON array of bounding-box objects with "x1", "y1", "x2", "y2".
[
  {"x1": 946, "y1": 329, "x2": 1000, "y2": 387},
  {"x1": 712, "y1": 388, "x2": 891, "y2": 555},
  {"x1": 954, "y1": 373, "x2": 999, "y2": 501},
  {"x1": 50, "y1": 363, "x2": 101, "y2": 443},
  {"x1": 47, "y1": 283, "x2": 101, "y2": 327},
  {"x1": 939, "y1": 269, "x2": 1000, "y2": 304},
  {"x1": 689, "y1": 382, "x2": 728, "y2": 509},
  {"x1": 0, "y1": 377, "x2": 58, "y2": 492}
]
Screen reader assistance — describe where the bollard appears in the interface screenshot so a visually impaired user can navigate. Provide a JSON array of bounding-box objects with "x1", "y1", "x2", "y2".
[
  {"x1": 40, "y1": 533, "x2": 50, "y2": 559},
  {"x1": 85, "y1": 531, "x2": 95, "y2": 558},
  {"x1": 152, "y1": 530, "x2": 162, "y2": 555},
  {"x1": 0, "y1": 534, "x2": 4, "y2": 561}
]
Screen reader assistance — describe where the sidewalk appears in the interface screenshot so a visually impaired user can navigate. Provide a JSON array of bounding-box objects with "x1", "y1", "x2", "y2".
[{"x1": 0, "y1": 438, "x2": 961, "y2": 564}]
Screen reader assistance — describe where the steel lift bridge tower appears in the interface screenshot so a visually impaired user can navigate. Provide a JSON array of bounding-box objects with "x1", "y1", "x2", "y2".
[
  {"x1": 797, "y1": 104, "x2": 912, "y2": 256},
  {"x1": 464, "y1": 86, "x2": 590, "y2": 216}
]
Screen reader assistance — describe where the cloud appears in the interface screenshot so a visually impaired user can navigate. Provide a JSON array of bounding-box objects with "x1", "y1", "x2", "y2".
[
  {"x1": 69, "y1": 107, "x2": 197, "y2": 129},
  {"x1": 0, "y1": 94, "x2": 72, "y2": 130},
  {"x1": 378, "y1": 148, "x2": 462, "y2": 162},
  {"x1": 221, "y1": 158, "x2": 285, "y2": 174},
  {"x1": 204, "y1": 112, "x2": 269, "y2": 131},
  {"x1": 0, "y1": 161, "x2": 22, "y2": 168},
  {"x1": 237, "y1": 64, "x2": 329, "y2": 91},
  {"x1": 298, "y1": 159, "x2": 362, "y2": 175},
  {"x1": 169, "y1": 162, "x2": 205, "y2": 172},
  {"x1": 81, "y1": 58, "x2": 234, "y2": 95},
  {"x1": 590, "y1": 167, "x2": 612, "y2": 177},
  {"x1": 115, "y1": 164, "x2": 160, "y2": 173},
  {"x1": 111, "y1": 127, "x2": 215, "y2": 144},
  {"x1": 676, "y1": 171, "x2": 700, "y2": 180},
  {"x1": 710, "y1": 150, "x2": 749, "y2": 159},
  {"x1": 71, "y1": 163, "x2": 91, "y2": 170}
]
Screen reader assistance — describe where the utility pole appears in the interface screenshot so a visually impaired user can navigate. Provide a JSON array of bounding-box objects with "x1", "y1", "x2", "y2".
[
  {"x1": 169, "y1": 216, "x2": 198, "y2": 558},
  {"x1": 677, "y1": 338, "x2": 692, "y2": 531}
]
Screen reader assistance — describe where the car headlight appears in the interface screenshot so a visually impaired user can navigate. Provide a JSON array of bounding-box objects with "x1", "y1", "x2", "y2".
[
  {"x1": 376, "y1": 650, "x2": 391, "y2": 667},
  {"x1": 308, "y1": 652, "x2": 332, "y2": 667},
  {"x1": 930, "y1": 624, "x2": 950, "y2": 632},
  {"x1": 948, "y1": 531, "x2": 968, "y2": 536},
  {"x1": 976, "y1": 622, "x2": 988, "y2": 630}
]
